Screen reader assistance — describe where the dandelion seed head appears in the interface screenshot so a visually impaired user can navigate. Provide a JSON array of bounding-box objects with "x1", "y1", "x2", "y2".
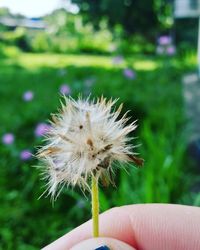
[{"x1": 37, "y1": 96, "x2": 139, "y2": 199}]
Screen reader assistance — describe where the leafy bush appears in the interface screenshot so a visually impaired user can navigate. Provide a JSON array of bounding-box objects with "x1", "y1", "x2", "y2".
[
  {"x1": 118, "y1": 34, "x2": 155, "y2": 54},
  {"x1": 0, "y1": 27, "x2": 29, "y2": 50},
  {"x1": 0, "y1": 42, "x2": 6, "y2": 57},
  {"x1": 0, "y1": 42, "x2": 21, "y2": 58},
  {"x1": 30, "y1": 17, "x2": 114, "y2": 54},
  {"x1": 30, "y1": 32, "x2": 51, "y2": 52},
  {"x1": 0, "y1": 11, "x2": 154, "y2": 55}
]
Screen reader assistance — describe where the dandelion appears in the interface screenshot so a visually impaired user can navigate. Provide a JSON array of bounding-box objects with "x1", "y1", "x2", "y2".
[
  {"x1": 34, "y1": 123, "x2": 51, "y2": 137},
  {"x1": 20, "y1": 149, "x2": 32, "y2": 161},
  {"x1": 36, "y1": 96, "x2": 143, "y2": 237},
  {"x1": 59, "y1": 84, "x2": 71, "y2": 95},
  {"x1": 23, "y1": 91, "x2": 34, "y2": 102},
  {"x1": 2, "y1": 133, "x2": 15, "y2": 145},
  {"x1": 123, "y1": 68, "x2": 135, "y2": 79}
]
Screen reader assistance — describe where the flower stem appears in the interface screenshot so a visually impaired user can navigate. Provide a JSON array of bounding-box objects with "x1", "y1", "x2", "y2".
[{"x1": 91, "y1": 175, "x2": 99, "y2": 237}]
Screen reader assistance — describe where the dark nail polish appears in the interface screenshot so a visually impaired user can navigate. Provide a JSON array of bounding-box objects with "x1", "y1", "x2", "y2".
[{"x1": 94, "y1": 246, "x2": 110, "y2": 250}]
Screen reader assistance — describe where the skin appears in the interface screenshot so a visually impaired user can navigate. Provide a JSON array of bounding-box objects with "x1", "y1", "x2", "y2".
[
  {"x1": 71, "y1": 238, "x2": 135, "y2": 250},
  {"x1": 43, "y1": 204, "x2": 200, "y2": 250}
]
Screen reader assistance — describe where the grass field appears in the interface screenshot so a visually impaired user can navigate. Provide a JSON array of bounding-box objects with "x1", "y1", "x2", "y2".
[{"x1": 0, "y1": 47, "x2": 198, "y2": 249}]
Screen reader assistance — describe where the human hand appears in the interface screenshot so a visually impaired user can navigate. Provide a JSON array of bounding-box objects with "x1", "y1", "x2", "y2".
[{"x1": 42, "y1": 204, "x2": 200, "y2": 250}]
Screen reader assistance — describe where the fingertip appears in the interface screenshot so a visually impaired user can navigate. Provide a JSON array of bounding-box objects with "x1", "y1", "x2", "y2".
[{"x1": 70, "y1": 237, "x2": 136, "y2": 250}]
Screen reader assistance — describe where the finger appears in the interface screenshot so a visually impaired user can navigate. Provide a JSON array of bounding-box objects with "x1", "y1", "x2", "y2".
[
  {"x1": 42, "y1": 205, "x2": 136, "y2": 250},
  {"x1": 71, "y1": 237, "x2": 135, "y2": 250},
  {"x1": 43, "y1": 204, "x2": 200, "y2": 250}
]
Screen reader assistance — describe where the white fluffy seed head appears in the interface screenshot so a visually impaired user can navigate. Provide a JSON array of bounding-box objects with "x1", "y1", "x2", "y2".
[{"x1": 37, "y1": 96, "x2": 142, "y2": 199}]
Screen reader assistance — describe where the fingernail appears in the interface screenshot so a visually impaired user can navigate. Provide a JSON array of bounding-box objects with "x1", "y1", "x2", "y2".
[{"x1": 94, "y1": 246, "x2": 111, "y2": 250}]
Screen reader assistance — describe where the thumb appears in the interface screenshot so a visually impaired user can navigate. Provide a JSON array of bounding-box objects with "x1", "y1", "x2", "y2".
[{"x1": 70, "y1": 237, "x2": 135, "y2": 250}]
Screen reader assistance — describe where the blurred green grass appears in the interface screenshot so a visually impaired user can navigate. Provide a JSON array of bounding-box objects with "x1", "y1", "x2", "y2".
[{"x1": 0, "y1": 47, "x2": 198, "y2": 249}]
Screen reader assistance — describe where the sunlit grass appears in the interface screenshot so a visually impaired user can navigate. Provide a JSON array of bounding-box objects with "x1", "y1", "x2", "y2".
[
  {"x1": 17, "y1": 53, "x2": 116, "y2": 69},
  {"x1": 132, "y1": 60, "x2": 158, "y2": 71},
  {"x1": 184, "y1": 51, "x2": 198, "y2": 67},
  {"x1": 3, "y1": 51, "x2": 161, "y2": 72},
  {"x1": 2, "y1": 48, "x2": 196, "y2": 75}
]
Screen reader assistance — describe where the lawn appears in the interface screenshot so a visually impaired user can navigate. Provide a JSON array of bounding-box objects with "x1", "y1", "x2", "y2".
[{"x1": 0, "y1": 47, "x2": 198, "y2": 249}]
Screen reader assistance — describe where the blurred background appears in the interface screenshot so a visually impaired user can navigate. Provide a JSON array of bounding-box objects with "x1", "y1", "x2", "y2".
[{"x1": 0, "y1": 0, "x2": 200, "y2": 249}]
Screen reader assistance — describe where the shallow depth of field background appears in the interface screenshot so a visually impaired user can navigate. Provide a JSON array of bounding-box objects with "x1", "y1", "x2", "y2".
[{"x1": 0, "y1": 0, "x2": 199, "y2": 249}]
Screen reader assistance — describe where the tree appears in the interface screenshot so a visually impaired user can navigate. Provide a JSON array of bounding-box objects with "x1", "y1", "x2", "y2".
[{"x1": 71, "y1": 0, "x2": 172, "y2": 37}]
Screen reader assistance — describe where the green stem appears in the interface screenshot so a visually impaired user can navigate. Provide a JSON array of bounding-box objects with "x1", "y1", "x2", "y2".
[{"x1": 91, "y1": 175, "x2": 99, "y2": 237}]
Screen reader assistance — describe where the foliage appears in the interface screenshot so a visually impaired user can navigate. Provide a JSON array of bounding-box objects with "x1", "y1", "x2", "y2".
[
  {"x1": 0, "y1": 27, "x2": 30, "y2": 51},
  {"x1": 28, "y1": 13, "x2": 115, "y2": 54},
  {"x1": 0, "y1": 44, "x2": 198, "y2": 249},
  {"x1": 0, "y1": 42, "x2": 6, "y2": 57},
  {"x1": 0, "y1": 7, "x2": 11, "y2": 18},
  {"x1": 0, "y1": 6, "x2": 196, "y2": 55},
  {"x1": 0, "y1": 2, "x2": 197, "y2": 56},
  {"x1": 71, "y1": 0, "x2": 173, "y2": 35},
  {"x1": 0, "y1": 8, "x2": 156, "y2": 55},
  {"x1": 175, "y1": 18, "x2": 198, "y2": 54}
]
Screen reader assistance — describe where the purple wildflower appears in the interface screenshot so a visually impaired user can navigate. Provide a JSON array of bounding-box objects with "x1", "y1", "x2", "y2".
[
  {"x1": 35, "y1": 123, "x2": 51, "y2": 137},
  {"x1": 112, "y1": 55, "x2": 124, "y2": 65},
  {"x1": 158, "y1": 36, "x2": 172, "y2": 46},
  {"x1": 59, "y1": 84, "x2": 71, "y2": 95},
  {"x1": 23, "y1": 91, "x2": 34, "y2": 102},
  {"x1": 123, "y1": 68, "x2": 135, "y2": 79},
  {"x1": 166, "y1": 45, "x2": 176, "y2": 55},
  {"x1": 20, "y1": 149, "x2": 32, "y2": 161},
  {"x1": 2, "y1": 133, "x2": 15, "y2": 145}
]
